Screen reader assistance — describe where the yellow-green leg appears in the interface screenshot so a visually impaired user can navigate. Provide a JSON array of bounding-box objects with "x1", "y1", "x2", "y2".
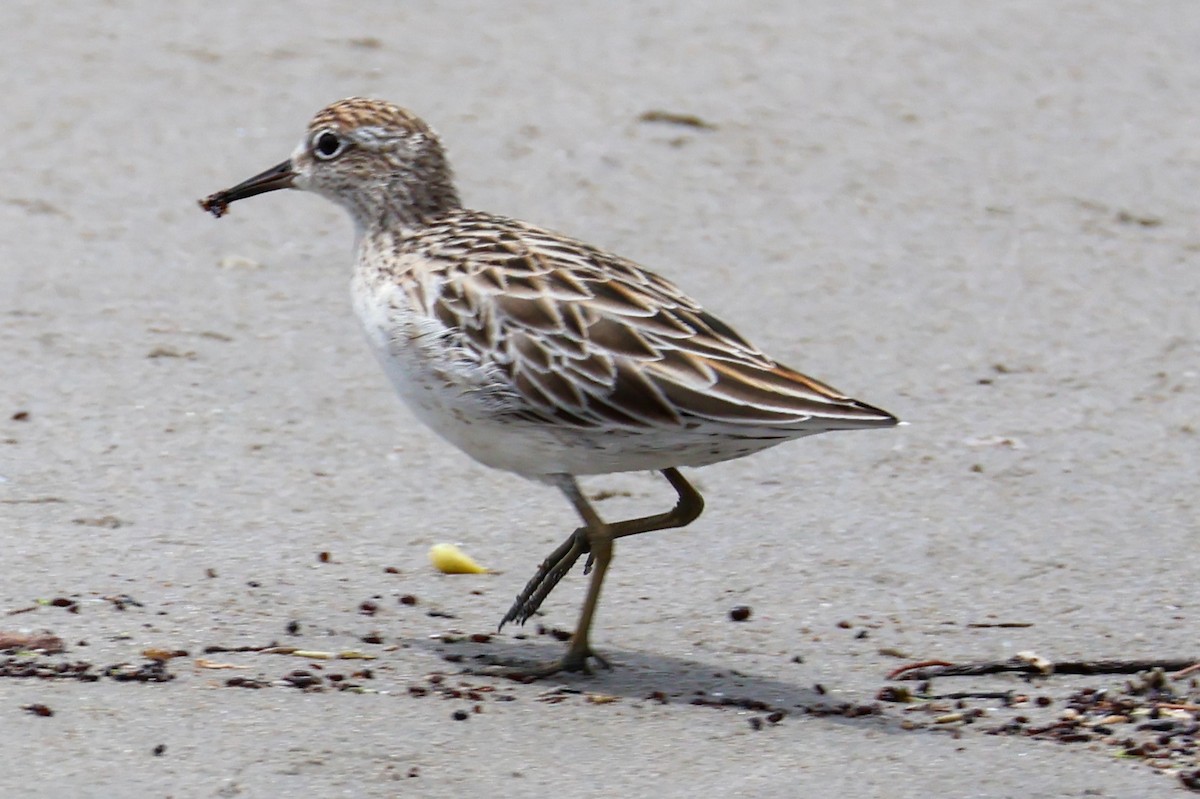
[
  {"x1": 499, "y1": 468, "x2": 704, "y2": 629},
  {"x1": 480, "y1": 469, "x2": 704, "y2": 679}
]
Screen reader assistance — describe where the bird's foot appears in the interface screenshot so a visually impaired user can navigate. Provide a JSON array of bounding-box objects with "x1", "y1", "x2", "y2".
[
  {"x1": 498, "y1": 529, "x2": 589, "y2": 629},
  {"x1": 467, "y1": 641, "x2": 611, "y2": 681}
]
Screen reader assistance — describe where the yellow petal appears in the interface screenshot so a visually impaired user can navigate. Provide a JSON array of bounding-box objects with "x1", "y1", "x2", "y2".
[{"x1": 429, "y1": 543, "x2": 489, "y2": 574}]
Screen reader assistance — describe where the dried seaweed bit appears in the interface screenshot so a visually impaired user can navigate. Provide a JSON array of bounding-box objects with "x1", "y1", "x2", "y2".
[
  {"x1": 203, "y1": 641, "x2": 281, "y2": 654},
  {"x1": 281, "y1": 669, "x2": 322, "y2": 690},
  {"x1": 0, "y1": 658, "x2": 98, "y2": 681},
  {"x1": 0, "y1": 633, "x2": 65, "y2": 653},
  {"x1": 195, "y1": 658, "x2": 247, "y2": 670},
  {"x1": 105, "y1": 660, "x2": 175, "y2": 683},
  {"x1": 1126, "y1": 667, "x2": 1170, "y2": 696},
  {"x1": 970, "y1": 668, "x2": 1200, "y2": 777},
  {"x1": 585, "y1": 693, "x2": 619, "y2": 705},
  {"x1": 199, "y1": 195, "x2": 229, "y2": 218},
  {"x1": 72, "y1": 515, "x2": 123, "y2": 529},
  {"x1": 876, "y1": 686, "x2": 913, "y2": 703},
  {"x1": 804, "y1": 701, "x2": 877, "y2": 718},
  {"x1": 688, "y1": 693, "x2": 784, "y2": 717},
  {"x1": 103, "y1": 594, "x2": 144, "y2": 611},
  {"x1": 534, "y1": 624, "x2": 572, "y2": 642},
  {"x1": 147, "y1": 347, "x2": 196, "y2": 360},
  {"x1": 1115, "y1": 209, "x2": 1163, "y2": 227},
  {"x1": 637, "y1": 110, "x2": 717, "y2": 130}
]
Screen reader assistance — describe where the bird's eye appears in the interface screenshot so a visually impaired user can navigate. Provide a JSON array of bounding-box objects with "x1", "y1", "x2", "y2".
[{"x1": 312, "y1": 130, "x2": 346, "y2": 160}]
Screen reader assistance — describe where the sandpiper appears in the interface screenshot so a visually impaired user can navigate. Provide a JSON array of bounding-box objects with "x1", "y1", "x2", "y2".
[{"x1": 201, "y1": 98, "x2": 899, "y2": 678}]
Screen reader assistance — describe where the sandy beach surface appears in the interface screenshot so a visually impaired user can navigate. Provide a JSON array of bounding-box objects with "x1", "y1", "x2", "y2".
[{"x1": 2, "y1": 2, "x2": 1198, "y2": 796}]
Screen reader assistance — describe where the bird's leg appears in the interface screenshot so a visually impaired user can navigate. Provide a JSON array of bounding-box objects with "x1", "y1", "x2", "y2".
[
  {"x1": 583, "y1": 467, "x2": 704, "y2": 573},
  {"x1": 551, "y1": 478, "x2": 614, "y2": 674},
  {"x1": 473, "y1": 476, "x2": 613, "y2": 678},
  {"x1": 498, "y1": 468, "x2": 705, "y2": 629}
]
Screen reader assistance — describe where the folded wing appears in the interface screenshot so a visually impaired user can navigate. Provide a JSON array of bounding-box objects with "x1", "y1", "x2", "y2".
[{"x1": 423, "y1": 213, "x2": 898, "y2": 436}]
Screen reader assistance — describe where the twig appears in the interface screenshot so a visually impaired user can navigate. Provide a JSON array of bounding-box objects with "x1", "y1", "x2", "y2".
[
  {"x1": 917, "y1": 691, "x2": 1016, "y2": 702},
  {"x1": 202, "y1": 642, "x2": 281, "y2": 654},
  {"x1": 890, "y1": 656, "x2": 1200, "y2": 681},
  {"x1": 1155, "y1": 702, "x2": 1200, "y2": 712},
  {"x1": 1171, "y1": 661, "x2": 1200, "y2": 680},
  {"x1": 886, "y1": 660, "x2": 954, "y2": 679}
]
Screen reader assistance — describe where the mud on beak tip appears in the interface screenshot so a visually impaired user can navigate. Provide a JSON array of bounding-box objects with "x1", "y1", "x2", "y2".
[{"x1": 199, "y1": 160, "x2": 295, "y2": 219}]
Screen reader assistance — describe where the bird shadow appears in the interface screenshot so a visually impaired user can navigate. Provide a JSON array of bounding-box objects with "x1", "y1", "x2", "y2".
[{"x1": 405, "y1": 633, "x2": 906, "y2": 734}]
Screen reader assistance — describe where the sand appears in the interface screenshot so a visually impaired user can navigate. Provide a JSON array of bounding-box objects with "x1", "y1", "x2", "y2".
[{"x1": 2, "y1": 2, "x2": 1198, "y2": 796}]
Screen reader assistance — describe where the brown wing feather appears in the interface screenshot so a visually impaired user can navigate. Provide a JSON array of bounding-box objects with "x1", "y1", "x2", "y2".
[{"x1": 418, "y1": 211, "x2": 896, "y2": 433}]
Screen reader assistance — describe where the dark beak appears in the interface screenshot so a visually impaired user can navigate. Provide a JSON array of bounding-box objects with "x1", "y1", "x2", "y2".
[{"x1": 199, "y1": 160, "x2": 296, "y2": 218}]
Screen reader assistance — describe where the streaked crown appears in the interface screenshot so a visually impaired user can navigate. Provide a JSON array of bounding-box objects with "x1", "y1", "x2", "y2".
[
  {"x1": 292, "y1": 97, "x2": 460, "y2": 230},
  {"x1": 307, "y1": 97, "x2": 432, "y2": 138}
]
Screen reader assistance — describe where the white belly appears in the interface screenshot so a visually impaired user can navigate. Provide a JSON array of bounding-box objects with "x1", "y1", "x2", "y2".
[
  {"x1": 350, "y1": 272, "x2": 797, "y2": 479},
  {"x1": 351, "y1": 271, "x2": 564, "y2": 477}
]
